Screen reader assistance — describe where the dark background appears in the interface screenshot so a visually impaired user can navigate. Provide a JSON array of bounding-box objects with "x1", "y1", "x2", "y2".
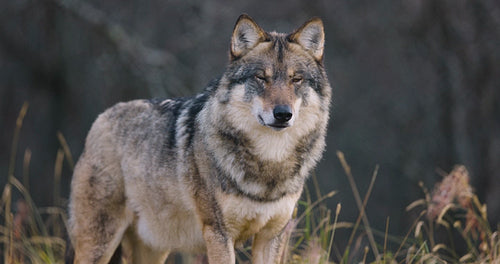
[{"x1": 1, "y1": 0, "x2": 499, "y2": 253}]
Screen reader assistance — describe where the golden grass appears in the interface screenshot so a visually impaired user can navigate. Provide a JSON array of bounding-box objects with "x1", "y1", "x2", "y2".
[{"x1": 2, "y1": 103, "x2": 68, "y2": 263}]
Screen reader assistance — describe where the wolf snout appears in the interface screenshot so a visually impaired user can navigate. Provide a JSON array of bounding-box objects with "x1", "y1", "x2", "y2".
[{"x1": 273, "y1": 105, "x2": 293, "y2": 123}]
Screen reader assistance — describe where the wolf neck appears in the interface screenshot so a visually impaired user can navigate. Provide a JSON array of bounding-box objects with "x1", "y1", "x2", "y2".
[
  {"x1": 247, "y1": 127, "x2": 303, "y2": 161},
  {"x1": 198, "y1": 97, "x2": 324, "y2": 202}
]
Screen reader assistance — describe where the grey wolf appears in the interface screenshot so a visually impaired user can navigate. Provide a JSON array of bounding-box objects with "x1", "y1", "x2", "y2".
[{"x1": 68, "y1": 14, "x2": 332, "y2": 264}]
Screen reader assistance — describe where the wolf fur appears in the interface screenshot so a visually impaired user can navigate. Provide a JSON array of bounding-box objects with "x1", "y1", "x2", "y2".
[{"x1": 68, "y1": 14, "x2": 332, "y2": 264}]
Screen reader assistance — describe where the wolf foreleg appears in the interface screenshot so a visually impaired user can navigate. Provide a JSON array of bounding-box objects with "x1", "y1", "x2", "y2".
[
  {"x1": 252, "y1": 231, "x2": 285, "y2": 264},
  {"x1": 203, "y1": 225, "x2": 236, "y2": 263}
]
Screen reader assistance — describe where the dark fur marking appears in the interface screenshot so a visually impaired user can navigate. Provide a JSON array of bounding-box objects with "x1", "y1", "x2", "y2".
[
  {"x1": 185, "y1": 93, "x2": 210, "y2": 147},
  {"x1": 226, "y1": 63, "x2": 265, "y2": 84},
  {"x1": 148, "y1": 97, "x2": 188, "y2": 151},
  {"x1": 190, "y1": 161, "x2": 228, "y2": 242},
  {"x1": 225, "y1": 63, "x2": 267, "y2": 102},
  {"x1": 273, "y1": 38, "x2": 287, "y2": 63},
  {"x1": 205, "y1": 78, "x2": 221, "y2": 94},
  {"x1": 151, "y1": 78, "x2": 219, "y2": 152},
  {"x1": 307, "y1": 71, "x2": 325, "y2": 97},
  {"x1": 214, "y1": 163, "x2": 287, "y2": 203},
  {"x1": 209, "y1": 137, "x2": 285, "y2": 203},
  {"x1": 154, "y1": 97, "x2": 187, "y2": 149},
  {"x1": 88, "y1": 169, "x2": 98, "y2": 188},
  {"x1": 218, "y1": 128, "x2": 251, "y2": 149}
]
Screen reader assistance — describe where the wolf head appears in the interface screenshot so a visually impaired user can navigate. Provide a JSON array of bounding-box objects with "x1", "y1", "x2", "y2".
[{"x1": 216, "y1": 14, "x2": 331, "y2": 134}]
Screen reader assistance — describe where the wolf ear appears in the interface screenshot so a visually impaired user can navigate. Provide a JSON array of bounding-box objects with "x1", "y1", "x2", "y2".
[
  {"x1": 231, "y1": 14, "x2": 268, "y2": 59},
  {"x1": 288, "y1": 18, "x2": 325, "y2": 62}
]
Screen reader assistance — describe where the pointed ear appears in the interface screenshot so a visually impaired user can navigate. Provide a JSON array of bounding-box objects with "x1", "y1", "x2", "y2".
[
  {"x1": 288, "y1": 17, "x2": 325, "y2": 62},
  {"x1": 231, "y1": 14, "x2": 268, "y2": 59}
]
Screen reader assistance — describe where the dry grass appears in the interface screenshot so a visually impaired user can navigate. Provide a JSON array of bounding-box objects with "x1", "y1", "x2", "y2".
[
  {"x1": 1, "y1": 104, "x2": 499, "y2": 263},
  {"x1": 1, "y1": 103, "x2": 68, "y2": 264}
]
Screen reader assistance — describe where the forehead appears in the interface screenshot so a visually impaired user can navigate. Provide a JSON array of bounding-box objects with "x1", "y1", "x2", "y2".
[{"x1": 240, "y1": 33, "x2": 315, "y2": 72}]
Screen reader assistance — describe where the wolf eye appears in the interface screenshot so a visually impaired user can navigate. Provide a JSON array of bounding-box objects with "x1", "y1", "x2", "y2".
[
  {"x1": 255, "y1": 74, "x2": 267, "y2": 82},
  {"x1": 292, "y1": 76, "x2": 303, "y2": 84}
]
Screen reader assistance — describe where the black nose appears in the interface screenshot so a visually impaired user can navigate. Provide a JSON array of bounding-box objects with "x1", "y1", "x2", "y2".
[{"x1": 273, "y1": 105, "x2": 293, "y2": 122}]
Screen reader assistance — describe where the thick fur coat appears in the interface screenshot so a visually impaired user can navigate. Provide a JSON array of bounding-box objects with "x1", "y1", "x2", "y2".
[{"x1": 68, "y1": 14, "x2": 332, "y2": 264}]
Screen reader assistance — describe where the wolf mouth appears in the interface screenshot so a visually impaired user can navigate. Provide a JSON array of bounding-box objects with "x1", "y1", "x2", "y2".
[
  {"x1": 258, "y1": 115, "x2": 290, "y2": 131},
  {"x1": 268, "y1": 123, "x2": 289, "y2": 131}
]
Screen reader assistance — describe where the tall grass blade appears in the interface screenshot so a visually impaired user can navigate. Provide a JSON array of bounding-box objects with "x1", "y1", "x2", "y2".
[
  {"x1": 5, "y1": 102, "x2": 29, "y2": 264},
  {"x1": 326, "y1": 203, "x2": 341, "y2": 262},
  {"x1": 57, "y1": 131, "x2": 75, "y2": 171},
  {"x1": 23, "y1": 148, "x2": 32, "y2": 193},
  {"x1": 337, "y1": 151, "x2": 379, "y2": 260}
]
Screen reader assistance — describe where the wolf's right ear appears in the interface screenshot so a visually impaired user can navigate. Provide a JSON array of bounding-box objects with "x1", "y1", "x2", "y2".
[{"x1": 231, "y1": 14, "x2": 268, "y2": 59}]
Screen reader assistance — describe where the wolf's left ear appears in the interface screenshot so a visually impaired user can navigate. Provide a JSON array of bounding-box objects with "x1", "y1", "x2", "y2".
[
  {"x1": 231, "y1": 14, "x2": 268, "y2": 59},
  {"x1": 288, "y1": 18, "x2": 325, "y2": 62}
]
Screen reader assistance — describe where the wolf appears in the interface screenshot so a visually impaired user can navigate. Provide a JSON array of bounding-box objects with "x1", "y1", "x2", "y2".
[{"x1": 68, "y1": 14, "x2": 332, "y2": 264}]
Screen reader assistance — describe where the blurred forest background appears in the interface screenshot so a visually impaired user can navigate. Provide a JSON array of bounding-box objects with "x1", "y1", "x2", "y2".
[{"x1": 1, "y1": 0, "x2": 499, "y2": 247}]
